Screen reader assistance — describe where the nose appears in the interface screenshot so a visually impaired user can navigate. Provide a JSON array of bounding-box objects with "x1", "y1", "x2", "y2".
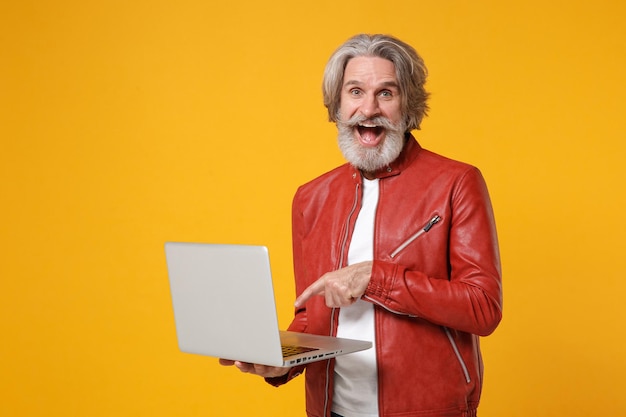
[{"x1": 360, "y1": 94, "x2": 381, "y2": 119}]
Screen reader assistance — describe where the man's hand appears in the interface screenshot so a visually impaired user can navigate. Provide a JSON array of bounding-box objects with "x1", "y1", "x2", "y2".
[
  {"x1": 219, "y1": 359, "x2": 290, "y2": 378},
  {"x1": 294, "y1": 261, "x2": 373, "y2": 308}
]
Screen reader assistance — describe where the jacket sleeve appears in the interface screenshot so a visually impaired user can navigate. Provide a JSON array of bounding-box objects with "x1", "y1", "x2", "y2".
[
  {"x1": 264, "y1": 187, "x2": 309, "y2": 387},
  {"x1": 288, "y1": 185, "x2": 309, "y2": 334},
  {"x1": 365, "y1": 167, "x2": 503, "y2": 336}
]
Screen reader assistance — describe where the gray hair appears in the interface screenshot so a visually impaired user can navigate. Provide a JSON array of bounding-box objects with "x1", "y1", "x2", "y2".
[{"x1": 322, "y1": 34, "x2": 430, "y2": 131}]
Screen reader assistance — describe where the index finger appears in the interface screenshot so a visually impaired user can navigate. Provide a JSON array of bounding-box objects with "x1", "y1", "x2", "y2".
[{"x1": 294, "y1": 277, "x2": 325, "y2": 308}]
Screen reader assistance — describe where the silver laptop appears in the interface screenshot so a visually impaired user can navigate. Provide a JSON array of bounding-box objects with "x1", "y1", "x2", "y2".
[{"x1": 164, "y1": 242, "x2": 372, "y2": 367}]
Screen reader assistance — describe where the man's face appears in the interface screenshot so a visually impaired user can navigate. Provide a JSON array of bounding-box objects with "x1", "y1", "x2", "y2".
[{"x1": 337, "y1": 56, "x2": 407, "y2": 177}]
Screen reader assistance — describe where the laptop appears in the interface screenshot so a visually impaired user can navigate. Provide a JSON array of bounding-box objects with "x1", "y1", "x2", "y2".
[{"x1": 164, "y1": 242, "x2": 372, "y2": 367}]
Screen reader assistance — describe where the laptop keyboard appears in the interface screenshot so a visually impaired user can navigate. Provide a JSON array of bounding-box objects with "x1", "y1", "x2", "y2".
[{"x1": 281, "y1": 345, "x2": 318, "y2": 357}]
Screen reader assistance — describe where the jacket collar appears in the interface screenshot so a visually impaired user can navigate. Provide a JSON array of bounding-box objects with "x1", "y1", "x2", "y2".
[{"x1": 349, "y1": 133, "x2": 422, "y2": 182}]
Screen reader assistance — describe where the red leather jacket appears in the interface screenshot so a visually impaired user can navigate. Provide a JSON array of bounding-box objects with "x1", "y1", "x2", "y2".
[{"x1": 271, "y1": 136, "x2": 502, "y2": 417}]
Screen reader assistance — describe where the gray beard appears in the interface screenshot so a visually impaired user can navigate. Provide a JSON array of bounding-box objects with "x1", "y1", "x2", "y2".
[{"x1": 336, "y1": 115, "x2": 407, "y2": 174}]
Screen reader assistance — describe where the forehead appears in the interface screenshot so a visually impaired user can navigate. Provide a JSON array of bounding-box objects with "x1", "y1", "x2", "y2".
[{"x1": 343, "y1": 56, "x2": 398, "y2": 85}]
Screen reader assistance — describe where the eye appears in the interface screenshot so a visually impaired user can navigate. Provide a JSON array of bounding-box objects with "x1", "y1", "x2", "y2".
[
  {"x1": 379, "y1": 90, "x2": 393, "y2": 98},
  {"x1": 350, "y1": 88, "x2": 362, "y2": 96}
]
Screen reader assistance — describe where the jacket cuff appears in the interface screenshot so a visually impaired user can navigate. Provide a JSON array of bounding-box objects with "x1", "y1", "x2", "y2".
[
  {"x1": 365, "y1": 260, "x2": 395, "y2": 302},
  {"x1": 264, "y1": 365, "x2": 305, "y2": 387}
]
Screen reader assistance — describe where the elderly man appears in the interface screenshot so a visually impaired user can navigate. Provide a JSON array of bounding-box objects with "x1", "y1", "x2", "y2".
[{"x1": 221, "y1": 33, "x2": 502, "y2": 417}]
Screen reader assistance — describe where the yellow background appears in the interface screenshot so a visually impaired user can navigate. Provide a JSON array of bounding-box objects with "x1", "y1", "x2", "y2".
[{"x1": 1, "y1": 1, "x2": 625, "y2": 416}]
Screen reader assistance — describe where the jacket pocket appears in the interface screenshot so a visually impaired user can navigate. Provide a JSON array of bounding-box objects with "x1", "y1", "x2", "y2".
[
  {"x1": 443, "y1": 327, "x2": 471, "y2": 384},
  {"x1": 389, "y1": 214, "x2": 442, "y2": 259}
]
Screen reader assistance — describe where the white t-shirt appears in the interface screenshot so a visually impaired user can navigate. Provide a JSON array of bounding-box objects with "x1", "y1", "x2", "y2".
[{"x1": 332, "y1": 178, "x2": 379, "y2": 417}]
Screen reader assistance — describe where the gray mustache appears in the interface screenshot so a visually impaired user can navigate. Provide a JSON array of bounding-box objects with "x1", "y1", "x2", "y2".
[{"x1": 340, "y1": 115, "x2": 397, "y2": 130}]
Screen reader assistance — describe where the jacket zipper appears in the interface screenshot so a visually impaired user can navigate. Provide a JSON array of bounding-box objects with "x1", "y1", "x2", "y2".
[
  {"x1": 389, "y1": 214, "x2": 441, "y2": 258},
  {"x1": 324, "y1": 182, "x2": 362, "y2": 416},
  {"x1": 443, "y1": 327, "x2": 471, "y2": 383},
  {"x1": 323, "y1": 310, "x2": 335, "y2": 415},
  {"x1": 338, "y1": 183, "x2": 361, "y2": 269}
]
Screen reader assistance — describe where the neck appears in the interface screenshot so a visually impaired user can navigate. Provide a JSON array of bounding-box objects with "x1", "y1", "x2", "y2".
[{"x1": 361, "y1": 170, "x2": 377, "y2": 180}]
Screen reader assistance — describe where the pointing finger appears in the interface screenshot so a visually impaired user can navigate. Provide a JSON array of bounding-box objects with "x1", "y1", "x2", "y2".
[{"x1": 294, "y1": 277, "x2": 325, "y2": 308}]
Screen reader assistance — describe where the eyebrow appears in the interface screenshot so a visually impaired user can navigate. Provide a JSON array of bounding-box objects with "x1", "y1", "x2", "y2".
[{"x1": 343, "y1": 80, "x2": 400, "y2": 89}]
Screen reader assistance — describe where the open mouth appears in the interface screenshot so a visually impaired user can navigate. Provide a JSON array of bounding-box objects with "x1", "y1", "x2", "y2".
[{"x1": 357, "y1": 123, "x2": 385, "y2": 146}]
